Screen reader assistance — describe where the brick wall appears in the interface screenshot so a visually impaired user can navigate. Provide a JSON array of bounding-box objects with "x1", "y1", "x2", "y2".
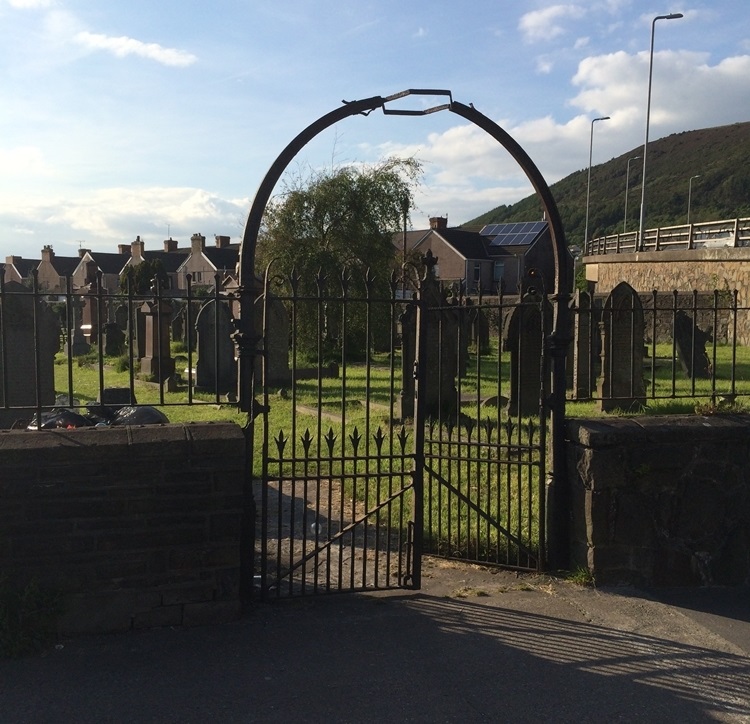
[
  {"x1": 566, "y1": 415, "x2": 750, "y2": 586},
  {"x1": 0, "y1": 422, "x2": 247, "y2": 635}
]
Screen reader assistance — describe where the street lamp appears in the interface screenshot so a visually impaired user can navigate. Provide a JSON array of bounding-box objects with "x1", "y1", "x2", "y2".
[
  {"x1": 584, "y1": 116, "x2": 610, "y2": 248},
  {"x1": 638, "y1": 12, "x2": 683, "y2": 249},
  {"x1": 623, "y1": 155, "x2": 641, "y2": 232},
  {"x1": 687, "y1": 174, "x2": 701, "y2": 224}
]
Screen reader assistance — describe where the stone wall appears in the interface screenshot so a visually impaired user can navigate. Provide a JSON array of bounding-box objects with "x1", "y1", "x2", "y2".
[
  {"x1": 566, "y1": 415, "x2": 750, "y2": 586},
  {"x1": 0, "y1": 422, "x2": 246, "y2": 635},
  {"x1": 584, "y1": 248, "x2": 750, "y2": 343}
]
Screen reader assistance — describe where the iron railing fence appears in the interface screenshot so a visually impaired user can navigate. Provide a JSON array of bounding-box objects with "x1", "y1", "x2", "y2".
[
  {"x1": 585, "y1": 217, "x2": 750, "y2": 256},
  {"x1": 567, "y1": 288, "x2": 750, "y2": 410},
  {"x1": 0, "y1": 269, "x2": 241, "y2": 431}
]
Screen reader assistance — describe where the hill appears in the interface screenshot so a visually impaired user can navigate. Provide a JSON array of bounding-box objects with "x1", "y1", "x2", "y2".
[{"x1": 463, "y1": 121, "x2": 750, "y2": 247}]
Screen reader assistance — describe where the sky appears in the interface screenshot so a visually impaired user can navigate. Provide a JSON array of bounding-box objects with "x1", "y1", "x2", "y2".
[{"x1": 1, "y1": 0, "x2": 748, "y2": 261}]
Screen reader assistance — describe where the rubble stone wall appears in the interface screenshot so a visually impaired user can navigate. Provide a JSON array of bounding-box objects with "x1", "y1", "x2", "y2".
[
  {"x1": 567, "y1": 415, "x2": 750, "y2": 586},
  {"x1": 0, "y1": 422, "x2": 246, "y2": 635}
]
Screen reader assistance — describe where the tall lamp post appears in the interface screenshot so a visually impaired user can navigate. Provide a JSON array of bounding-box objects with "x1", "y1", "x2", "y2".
[
  {"x1": 687, "y1": 174, "x2": 701, "y2": 224},
  {"x1": 623, "y1": 155, "x2": 641, "y2": 232},
  {"x1": 638, "y1": 12, "x2": 683, "y2": 250},
  {"x1": 584, "y1": 116, "x2": 610, "y2": 249}
]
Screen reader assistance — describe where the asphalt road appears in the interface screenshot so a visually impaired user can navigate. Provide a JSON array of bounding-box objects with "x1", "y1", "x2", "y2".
[{"x1": 2, "y1": 560, "x2": 749, "y2": 723}]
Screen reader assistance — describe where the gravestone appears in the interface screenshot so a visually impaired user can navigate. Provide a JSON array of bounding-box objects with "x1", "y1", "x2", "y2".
[
  {"x1": 504, "y1": 291, "x2": 549, "y2": 417},
  {"x1": 466, "y1": 298, "x2": 491, "y2": 355},
  {"x1": 674, "y1": 310, "x2": 712, "y2": 379},
  {"x1": 255, "y1": 293, "x2": 290, "y2": 387},
  {"x1": 398, "y1": 300, "x2": 417, "y2": 420},
  {"x1": 598, "y1": 281, "x2": 646, "y2": 412},
  {"x1": 416, "y1": 252, "x2": 459, "y2": 417},
  {"x1": 102, "y1": 321, "x2": 125, "y2": 357},
  {"x1": 0, "y1": 282, "x2": 60, "y2": 428},
  {"x1": 64, "y1": 295, "x2": 90, "y2": 356},
  {"x1": 114, "y1": 304, "x2": 128, "y2": 331},
  {"x1": 571, "y1": 290, "x2": 597, "y2": 399},
  {"x1": 79, "y1": 264, "x2": 102, "y2": 345},
  {"x1": 139, "y1": 299, "x2": 175, "y2": 382},
  {"x1": 195, "y1": 298, "x2": 236, "y2": 394}
]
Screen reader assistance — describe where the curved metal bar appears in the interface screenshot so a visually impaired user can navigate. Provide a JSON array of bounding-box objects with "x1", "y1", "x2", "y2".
[
  {"x1": 238, "y1": 95, "x2": 386, "y2": 286},
  {"x1": 448, "y1": 101, "x2": 570, "y2": 296}
]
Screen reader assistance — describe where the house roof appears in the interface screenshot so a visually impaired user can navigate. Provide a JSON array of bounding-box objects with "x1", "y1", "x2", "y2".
[
  {"x1": 83, "y1": 251, "x2": 130, "y2": 275},
  {"x1": 203, "y1": 246, "x2": 239, "y2": 274},
  {"x1": 8, "y1": 257, "x2": 38, "y2": 278},
  {"x1": 434, "y1": 228, "x2": 490, "y2": 260},
  {"x1": 49, "y1": 256, "x2": 81, "y2": 278},
  {"x1": 142, "y1": 249, "x2": 189, "y2": 274}
]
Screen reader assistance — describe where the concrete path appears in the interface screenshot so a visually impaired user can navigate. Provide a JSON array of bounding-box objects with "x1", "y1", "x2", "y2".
[{"x1": 2, "y1": 559, "x2": 749, "y2": 723}]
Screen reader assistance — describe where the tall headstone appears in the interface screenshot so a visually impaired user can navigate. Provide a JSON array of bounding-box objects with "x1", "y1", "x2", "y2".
[
  {"x1": 571, "y1": 290, "x2": 597, "y2": 399},
  {"x1": 416, "y1": 252, "x2": 459, "y2": 417},
  {"x1": 195, "y1": 299, "x2": 236, "y2": 394},
  {"x1": 64, "y1": 294, "x2": 90, "y2": 356},
  {"x1": 255, "y1": 293, "x2": 290, "y2": 388},
  {"x1": 139, "y1": 299, "x2": 175, "y2": 382},
  {"x1": 598, "y1": 281, "x2": 646, "y2": 412},
  {"x1": 0, "y1": 282, "x2": 60, "y2": 428},
  {"x1": 504, "y1": 291, "x2": 548, "y2": 417}
]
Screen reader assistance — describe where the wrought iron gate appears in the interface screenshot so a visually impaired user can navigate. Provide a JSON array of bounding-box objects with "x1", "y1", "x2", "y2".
[
  {"x1": 238, "y1": 90, "x2": 571, "y2": 601},
  {"x1": 252, "y1": 260, "x2": 550, "y2": 598}
]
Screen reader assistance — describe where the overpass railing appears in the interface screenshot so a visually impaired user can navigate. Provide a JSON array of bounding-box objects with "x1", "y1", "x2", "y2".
[{"x1": 585, "y1": 217, "x2": 750, "y2": 256}]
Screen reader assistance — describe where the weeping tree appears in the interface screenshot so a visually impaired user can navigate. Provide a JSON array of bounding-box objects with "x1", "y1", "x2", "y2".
[{"x1": 257, "y1": 158, "x2": 422, "y2": 360}]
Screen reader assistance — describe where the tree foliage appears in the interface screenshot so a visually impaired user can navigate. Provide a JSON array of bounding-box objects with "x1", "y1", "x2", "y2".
[
  {"x1": 257, "y1": 158, "x2": 422, "y2": 359},
  {"x1": 120, "y1": 259, "x2": 169, "y2": 294}
]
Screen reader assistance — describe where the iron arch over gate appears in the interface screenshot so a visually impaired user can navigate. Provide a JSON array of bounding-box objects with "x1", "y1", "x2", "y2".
[{"x1": 236, "y1": 90, "x2": 571, "y2": 600}]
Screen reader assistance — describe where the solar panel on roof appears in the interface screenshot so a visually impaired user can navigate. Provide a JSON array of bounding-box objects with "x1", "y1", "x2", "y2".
[{"x1": 483, "y1": 220, "x2": 547, "y2": 247}]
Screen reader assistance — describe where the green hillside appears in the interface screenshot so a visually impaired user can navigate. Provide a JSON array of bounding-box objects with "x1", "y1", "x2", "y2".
[{"x1": 463, "y1": 121, "x2": 750, "y2": 247}]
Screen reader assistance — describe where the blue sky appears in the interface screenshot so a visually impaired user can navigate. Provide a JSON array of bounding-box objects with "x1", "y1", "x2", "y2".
[{"x1": 1, "y1": 0, "x2": 748, "y2": 260}]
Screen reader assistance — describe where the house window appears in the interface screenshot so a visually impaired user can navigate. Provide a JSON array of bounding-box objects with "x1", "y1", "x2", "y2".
[{"x1": 493, "y1": 261, "x2": 504, "y2": 282}]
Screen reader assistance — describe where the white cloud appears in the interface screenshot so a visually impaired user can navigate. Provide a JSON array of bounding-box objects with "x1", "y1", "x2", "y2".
[
  {"x1": 0, "y1": 146, "x2": 55, "y2": 177},
  {"x1": 0, "y1": 187, "x2": 248, "y2": 250},
  {"x1": 74, "y1": 31, "x2": 197, "y2": 67},
  {"x1": 519, "y1": 5, "x2": 586, "y2": 44}
]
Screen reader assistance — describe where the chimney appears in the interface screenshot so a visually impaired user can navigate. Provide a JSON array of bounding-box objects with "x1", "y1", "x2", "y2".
[
  {"x1": 215, "y1": 234, "x2": 231, "y2": 249},
  {"x1": 131, "y1": 235, "x2": 144, "y2": 260},
  {"x1": 41, "y1": 245, "x2": 55, "y2": 262},
  {"x1": 429, "y1": 216, "x2": 448, "y2": 231},
  {"x1": 6, "y1": 255, "x2": 23, "y2": 266},
  {"x1": 118, "y1": 245, "x2": 129, "y2": 254},
  {"x1": 164, "y1": 237, "x2": 178, "y2": 252},
  {"x1": 191, "y1": 233, "x2": 206, "y2": 253},
  {"x1": 78, "y1": 248, "x2": 91, "y2": 258}
]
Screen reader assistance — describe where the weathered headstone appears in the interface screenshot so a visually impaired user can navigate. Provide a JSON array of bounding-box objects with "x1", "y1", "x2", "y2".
[
  {"x1": 255, "y1": 293, "x2": 290, "y2": 388},
  {"x1": 571, "y1": 290, "x2": 597, "y2": 399},
  {"x1": 504, "y1": 291, "x2": 549, "y2": 417},
  {"x1": 0, "y1": 282, "x2": 60, "y2": 428},
  {"x1": 398, "y1": 300, "x2": 417, "y2": 420},
  {"x1": 64, "y1": 295, "x2": 90, "y2": 356},
  {"x1": 674, "y1": 310, "x2": 712, "y2": 379},
  {"x1": 102, "y1": 321, "x2": 125, "y2": 357},
  {"x1": 195, "y1": 298, "x2": 236, "y2": 394},
  {"x1": 466, "y1": 298, "x2": 491, "y2": 355},
  {"x1": 139, "y1": 299, "x2": 175, "y2": 382},
  {"x1": 598, "y1": 281, "x2": 646, "y2": 412},
  {"x1": 416, "y1": 252, "x2": 459, "y2": 417}
]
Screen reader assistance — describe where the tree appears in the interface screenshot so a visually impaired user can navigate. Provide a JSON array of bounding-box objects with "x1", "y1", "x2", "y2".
[
  {"x1": 120, "y1": 259, "x2": 169, "y2": 295},
  {"x1": 257, "y1": 158, "x2": 422, "y2": 359}
]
